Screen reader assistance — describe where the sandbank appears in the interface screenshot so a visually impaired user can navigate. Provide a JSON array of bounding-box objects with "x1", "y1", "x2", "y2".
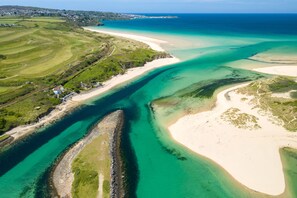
[
  {"x1": 253, "y1": 65, "x2": 297, "y2": 77},
  {"x1": 169, "y1": 83, "x2": 297, "y2": 195}
]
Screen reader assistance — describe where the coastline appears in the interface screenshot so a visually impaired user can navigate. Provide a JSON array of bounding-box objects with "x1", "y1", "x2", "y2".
[
  {"x1": 4, "y1": 28, "x2": 180, "y2": 145},
  {"x1": 83, "y1": 27, "x2": 167, "y2": 52},
  {"x1": 71, "y1": 57, "x2": 179, "y2": 102},
  {"x1": 6, "y1": 100, "x2": 80, "y2": 142},
  {"x1": 168, "y1": 76, "x2": 297, "y2": 195}
]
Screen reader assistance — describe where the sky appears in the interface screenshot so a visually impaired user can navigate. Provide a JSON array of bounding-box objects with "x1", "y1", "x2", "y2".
[{"x1": 0, "y1": 0, "x2": 297, "y2": 13}]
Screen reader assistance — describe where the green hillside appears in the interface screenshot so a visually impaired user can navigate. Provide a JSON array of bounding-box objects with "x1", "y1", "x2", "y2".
[{"x1": 0, "y1": 17, "x2": 165, "y2": 135}]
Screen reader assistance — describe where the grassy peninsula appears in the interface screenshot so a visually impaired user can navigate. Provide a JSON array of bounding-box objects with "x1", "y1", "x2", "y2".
[
  {"x1": 0, "y1": 16, "x2": 165, "y2": 136},
  {"x1": 52, "y1": 110, "x2": 125, "y2": 198},
  {"x1": 71, "y1": 111, "x2": 125, "y2": 198}
]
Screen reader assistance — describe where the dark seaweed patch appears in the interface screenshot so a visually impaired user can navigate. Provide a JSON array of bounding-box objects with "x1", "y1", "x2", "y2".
[
  {"x1": 181, "y1": 70, "x2": 263, "y2": 98},
  {"x1": 35, "y1": 169, "x2": 52, "y2": 198},
  {"x1": 20, "y1": 185, "x2": 34, "y2": 198},
  {"x1": 162, "y1": 146, "x2": 187, "y2": 161},
  {"x1": 154, "y1": 69, "x2": 264, "y2": 105},
  {"x1": 181, "y1": 77, "x2": 249, "y2": 98}
]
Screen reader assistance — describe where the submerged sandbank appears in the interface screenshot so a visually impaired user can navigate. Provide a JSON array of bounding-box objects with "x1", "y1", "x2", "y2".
[{"x1": 169, "y1": 83, "x2": 297, "y2": 195}]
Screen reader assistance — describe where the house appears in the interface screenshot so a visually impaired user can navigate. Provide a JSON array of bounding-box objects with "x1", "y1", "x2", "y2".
[{"x1": 52, "y1": 85, "x2": 65, "y2": 96}]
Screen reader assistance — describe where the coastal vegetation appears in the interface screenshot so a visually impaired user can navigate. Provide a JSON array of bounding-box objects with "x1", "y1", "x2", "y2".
[
  {"x1": 71, "y1": 111, "x2": 124, "y2": 198},
  {"x1": 0, "y1": 16, "x2": 164, "y2": 135},
  {"x1": 71, "y1": 129, "x2": 111, "y2": 198},
  {"x1": 237, "y1": 76, "x2": 297, "y2": 131},
  {"x1": 221, "y1": 108, "x2": 261, "y2": 130},
  {"x1": 0, "y1": 134, "x2": 10, "y2": 142}
]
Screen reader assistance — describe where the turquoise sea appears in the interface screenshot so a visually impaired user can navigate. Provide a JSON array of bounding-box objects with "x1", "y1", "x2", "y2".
[{"x1": 0, "y1": 14, "x2": 297, "y2": 197}]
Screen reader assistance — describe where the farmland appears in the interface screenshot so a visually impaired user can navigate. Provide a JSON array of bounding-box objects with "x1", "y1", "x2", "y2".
[{"x1": 0, "y1": 17, "x2": 164, "y2": 135}]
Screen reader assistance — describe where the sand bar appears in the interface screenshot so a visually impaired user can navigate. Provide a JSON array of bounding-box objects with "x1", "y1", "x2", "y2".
[
  {"x1": 253, "y1": 65, "x2": 297, "y2": 77},
  {"x1": 169, "y1": 83, "x2": 297, "y2": 195}
]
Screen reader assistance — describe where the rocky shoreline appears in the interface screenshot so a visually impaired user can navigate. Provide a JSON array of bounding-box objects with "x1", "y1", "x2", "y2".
[
  {"x1": 110, "y1": 110, "x2": 125, "y2": 198},
  {"x1": 51, "y1": 110, "x2": 126, "y2": 198}
]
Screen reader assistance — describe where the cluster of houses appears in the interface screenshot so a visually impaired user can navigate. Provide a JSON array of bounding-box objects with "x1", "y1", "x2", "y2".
[
  {"x1": 0, "y1": 6, "x2": 132, "y2": 26},
  {"x1": 52, "y1": 85, "x2": 76, "y2": 102}
]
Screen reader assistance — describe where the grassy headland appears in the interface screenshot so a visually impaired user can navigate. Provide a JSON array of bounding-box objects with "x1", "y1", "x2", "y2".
[{"x1": 0, "y1": 16, "x2": 165, "y2": 135}]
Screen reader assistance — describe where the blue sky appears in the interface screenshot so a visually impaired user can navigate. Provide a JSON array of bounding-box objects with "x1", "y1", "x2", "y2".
[{"x1": 1, "y1": 0, "x2": 296, "y2": 13}]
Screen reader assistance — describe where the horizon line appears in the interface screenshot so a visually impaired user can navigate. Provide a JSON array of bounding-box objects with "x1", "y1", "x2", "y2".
[{"x1": 0, "y1": 5, "x2": 296, "y2": 14}]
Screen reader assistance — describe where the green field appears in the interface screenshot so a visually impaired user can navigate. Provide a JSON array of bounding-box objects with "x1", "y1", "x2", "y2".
[
  {"x1": 72, "y1": 131, "x2": 111, "y2": 198},
  {"x1": 0, "y1": 17, "x2": 164, "y2": 134}
]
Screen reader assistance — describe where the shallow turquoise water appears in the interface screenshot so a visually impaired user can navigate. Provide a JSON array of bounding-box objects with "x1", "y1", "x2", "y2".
[{"x1": 0, "y1": 14, "x2": 297, "y2": 198}]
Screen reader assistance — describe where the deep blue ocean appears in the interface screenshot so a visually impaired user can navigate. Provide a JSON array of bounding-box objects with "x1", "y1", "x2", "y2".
[{"x1": 103, "y1": 14, "x2": 297, "y2": 36}]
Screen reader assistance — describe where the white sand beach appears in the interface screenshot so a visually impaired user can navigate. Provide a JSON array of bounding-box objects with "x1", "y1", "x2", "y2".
[
  {"x1": 72, "y1": 57, "x2": 179, "y2": 101},
  {"x1": 84, "y1": 27, "x2": 167, "y2": 52},
  {"x1": 253, "y1": 65, "x2": 297, "y2": 77},
  {"x1": 6, "y1": 28, "x2": 179, "y2": 141},
  {"x1": 169, "y1": 83, "x2": 297, "y2": 195}
]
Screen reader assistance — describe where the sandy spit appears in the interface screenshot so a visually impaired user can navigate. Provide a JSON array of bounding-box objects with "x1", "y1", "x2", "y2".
[{"x1": 169, "y1": 83, "x2": 297, "y2": 195}]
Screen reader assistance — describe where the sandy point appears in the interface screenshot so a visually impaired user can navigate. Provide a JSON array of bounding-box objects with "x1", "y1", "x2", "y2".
[{"x1": 169, "y1": 83, "x2": 297, "y2": 196}]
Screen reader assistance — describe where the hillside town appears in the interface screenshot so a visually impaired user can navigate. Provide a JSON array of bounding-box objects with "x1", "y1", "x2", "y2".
[{"x1": 0, "y1": 5, "x2": 132, "y2": 26}]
